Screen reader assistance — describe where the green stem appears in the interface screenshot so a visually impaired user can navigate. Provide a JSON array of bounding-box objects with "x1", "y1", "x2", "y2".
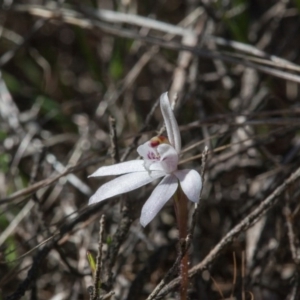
[{"x1": 174, "y1": 188, "x2": 189, "y2": 300}]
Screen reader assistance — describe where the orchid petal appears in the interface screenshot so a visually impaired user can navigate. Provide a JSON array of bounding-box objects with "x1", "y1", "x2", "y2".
[
  {"x1": 175, "y1": 169, "x2": 202, "y2": 203},
  {"x1": 156, "y1": 144, "x2": 178, "y2": 173},
  {"x1": 140, "y1": 174, "x2": 178, "y2": 227},
  {"x1": 136, "y1": 141, "x2": 152, "y2": 159},
  {"x1": 89, "y1": 171, "x2": 165, "y2": 205},
  {"x1": 89, "y1": 160, "x2": 145, "y2": 177},
  {"x1": 160, "y1": 92, "x2": 181, "y2": 153}
]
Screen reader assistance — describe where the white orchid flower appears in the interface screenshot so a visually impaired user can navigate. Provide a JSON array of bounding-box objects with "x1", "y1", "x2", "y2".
[{"x1": 88, "y1": 93, "x2": 202, "y2": 227}]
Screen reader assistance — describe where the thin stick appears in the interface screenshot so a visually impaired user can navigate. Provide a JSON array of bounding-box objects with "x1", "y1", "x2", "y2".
[
  {"x1": 241, "y1": 251, "x2": 245, "y2": 300},
  {"x1": 283, "y1": 194, "x2": 300, "y2": 300},
  {"x1": 101, "y1": 291, "x2": 115, "y2": 299},
  {"x1": 284, "y1": 196, "x2": 300, "y2": 265},
  {"x1": 109, "y1": 116, "x2": 120, "y2": 164},
  {"x1": 190, "y1": 145, "x2": 209, "y2": 237},
  {"x1": 230, "y1": 252, "x2": 237, "y2": 298},
  {"x1": 91, "y1": 215, "x2": 106, "y2": 300},
  {"x1": 210, "y1": 275, "x2": 224, "y2": 299}
]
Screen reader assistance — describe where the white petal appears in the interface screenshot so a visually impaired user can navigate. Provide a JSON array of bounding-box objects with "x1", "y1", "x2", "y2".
[
  {"x1": 175, "y1": 169, "x2": 202, "y2": 203},
  {"x1": 160, "y1": 92, "x2": 181, "y2": 153},
  {"x1": 156, "y1": 144, "x2": 178, "y2": 173},
  {"x1": 136, "y1": 141, "x2": 159, "y2": 171},
  {"x1": 140, "y1": 174, "x2": 178, "y2": 227},
  {"x1": 89, "y1": 171, "x2": 165, "y2": 205},
  {"x1": 89, "y1": 160, "x2": 145, "y2": 177},
  {"x1": 136, "y1": 141, "x2": 152, "y2": 159}
]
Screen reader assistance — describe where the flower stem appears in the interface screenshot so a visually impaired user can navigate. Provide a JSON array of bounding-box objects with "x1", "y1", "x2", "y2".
[{"x1": 174, "y1": 188, "x2": 189, "y2": 300}]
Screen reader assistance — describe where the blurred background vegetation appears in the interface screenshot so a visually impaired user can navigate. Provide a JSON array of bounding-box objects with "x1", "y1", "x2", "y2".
[{"x1": 1, "y1": 0, "x2": 300, "y2": 299}]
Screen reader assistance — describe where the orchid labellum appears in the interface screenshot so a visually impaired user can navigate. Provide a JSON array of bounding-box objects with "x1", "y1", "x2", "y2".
[{"x1": 89, "y1": 93, "x2": 202, "y2": 227}]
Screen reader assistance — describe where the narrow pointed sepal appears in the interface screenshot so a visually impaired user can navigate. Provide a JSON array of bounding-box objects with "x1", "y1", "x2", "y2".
[
  {"x1": 89, "y1": 171, "x2": 165, "y2": 205},
  {"x1": 160, "y1": 93, "x2": 181, "y2": 153},
  {"x1": 89, "y1": 160, "x2": 145, "y2": 177},
  {"x1": 140, "y1": 174, "x2": 178, "y2": 227}
]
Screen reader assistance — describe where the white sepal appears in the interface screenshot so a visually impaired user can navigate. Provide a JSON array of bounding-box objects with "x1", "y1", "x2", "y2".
[
  {"x1": 175, "y1": 169, "x2": 202, "y2": 203},
  {"x1": 160, "y1": 93, "x2": 181, "y2": 153},
  {"x1": 89, "y1": 171, "x2": 165, "y2": 205},
  {"x1": 140, "y1": 174, "x2": 178, "y2": 227},
  {"x1": 89, "y1": 160, "x2": 146, "y2": 177}
]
